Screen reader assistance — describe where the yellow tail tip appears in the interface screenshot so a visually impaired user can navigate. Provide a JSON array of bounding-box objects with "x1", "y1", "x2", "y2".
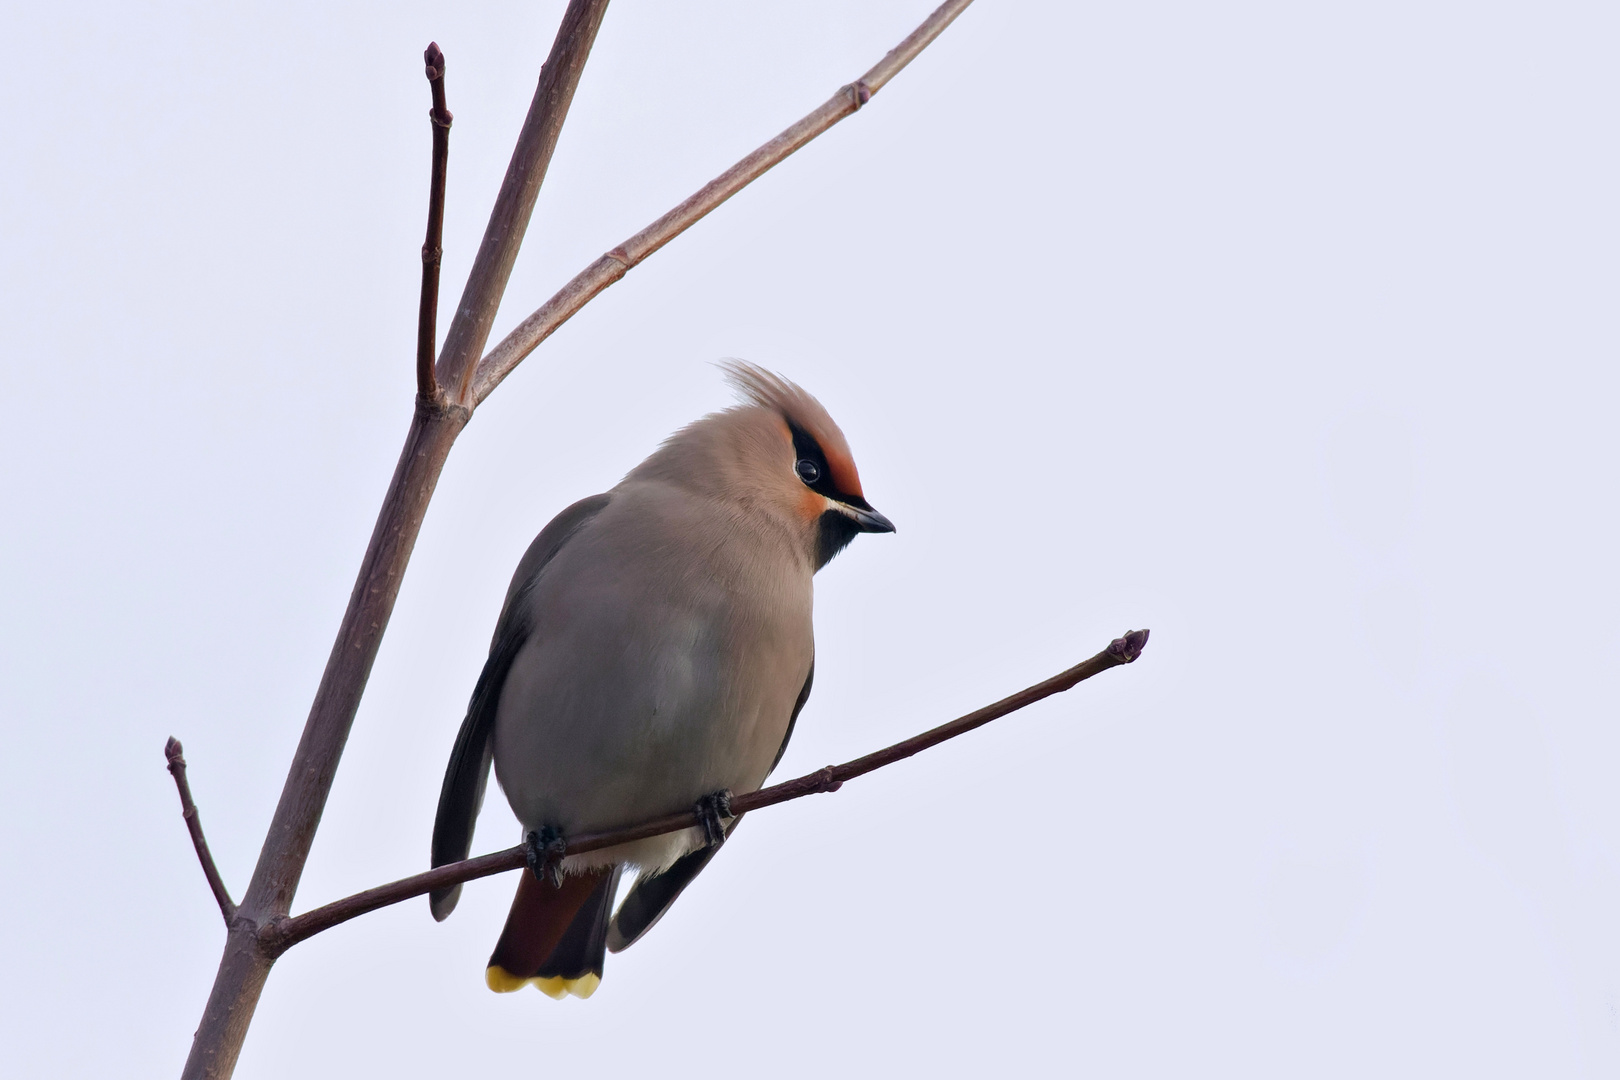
[
  {"x1": 532, "y1": 976, "x2": 570, "y2": 1000},
  {"x1": 566, "y1": 973, "x2": 601, "y2": 999},
  {"x1": 485, "y1": 966, "x2": 601, "y2": 999},
  {"x1": 485, "y1": 965, "x2": 528, "y2": 993}
]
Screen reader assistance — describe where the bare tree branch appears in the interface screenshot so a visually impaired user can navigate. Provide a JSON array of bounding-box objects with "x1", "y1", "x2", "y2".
[
  {"x1": 470, "y1": 0, "x2": 975, "y2": 406},
  {"x1": 260, "y1": 629, "x2": 1148, "y2": 955},
  {"x1": 165, "y1": 738, "x2": 237, "y2": 927},
  {"x1": 416, "y1": 42, "x2": 453, "y2": 400},
  {"x1": 435, "y1": 0, "x2": 613, "y2": 406},
  {"x1": 179, "y1": 9, "x2": 610, "y2": 1079}
]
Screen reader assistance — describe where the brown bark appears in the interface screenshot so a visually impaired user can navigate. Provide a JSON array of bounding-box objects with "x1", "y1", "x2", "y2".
[{"x1": 164, "y1": 738, "x2": 236, "y2": 925}]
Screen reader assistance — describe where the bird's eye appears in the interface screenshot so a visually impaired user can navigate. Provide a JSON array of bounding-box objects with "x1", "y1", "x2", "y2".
[{"x1": 795, "y1": 459, "x2": 820, "y2": 484}]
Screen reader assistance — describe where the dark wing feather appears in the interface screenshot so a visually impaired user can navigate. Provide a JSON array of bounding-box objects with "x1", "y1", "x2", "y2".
[
  {"x1": 605, "y1": 832, "x2": 729, "y2": 954},
  {"x1": 607, "y1": 661, "x2": 814, "y2": 952},
  {"x1": 771, "y1": 657, "x2": 813, "y2": 774},
  {"x1": 427, "y1": 493, "x2": 611, "y2": 921},
  {"x1": 427, "y1": 628, "x2": 523, "y2": 921}
]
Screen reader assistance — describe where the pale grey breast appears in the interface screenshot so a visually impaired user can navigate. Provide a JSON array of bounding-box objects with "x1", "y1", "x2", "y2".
[{"x1": 491, "y1": 477, "x2": 814, "y2": 845}]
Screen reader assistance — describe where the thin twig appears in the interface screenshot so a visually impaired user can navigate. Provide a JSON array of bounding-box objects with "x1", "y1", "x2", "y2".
[
  {"x1": 470, "y1": 0, "x2": 975, "y2": 405},
  {"x1": 165, "y1": 738, "x2": 237, "y2": 926},
  {"x1": 416, "y1": 42, "x2": 454, "y2": 400},
  {"x1": 262, "y1": 628, "x2": 1147, "y2": 954}
]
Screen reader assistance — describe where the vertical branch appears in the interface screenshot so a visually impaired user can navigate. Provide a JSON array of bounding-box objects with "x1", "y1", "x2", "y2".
[
  {"x1": 416, "y1": 43, "x2": 454, "y2": 400},
  {"x1": 433, "y1": 0, "x2": 612, "y2": 405},
  {"x1": 165, "y1": 738, "x2": 237, "y2": 926},
  {"x1": 181, "y1": 403, "x2": 467, "y2": 1080},
  {"x1": 180, "y1": 10, "x2": 612, "y2": 1078}
]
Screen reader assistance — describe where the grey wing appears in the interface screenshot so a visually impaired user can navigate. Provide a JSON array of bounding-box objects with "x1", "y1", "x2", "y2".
[
  {"x1": 606, "y1": 661, "x2": 814, "y2": 952},
  {"x1": 427, "y1": 493, "x2": 611, "y2": 922}
]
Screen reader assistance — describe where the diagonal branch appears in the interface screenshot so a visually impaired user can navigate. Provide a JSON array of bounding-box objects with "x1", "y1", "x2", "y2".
[
  {"x1": 416, "y1": 42, "x2": 454, "y2": 400},
  {"x1": 260, "y1": 629, "x2": 1148, "y2": 955},
  {"x1": 436, "y1": 0, "x2": 614, "y2": 405},
  {"x1": 165, "y1": 738, "x2": 237, "y2": 926},
  {"x1": 470, "y1": 0, "x2": 976, "y2": 406}
]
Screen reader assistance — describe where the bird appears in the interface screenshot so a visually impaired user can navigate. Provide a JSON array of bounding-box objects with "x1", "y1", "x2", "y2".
[{"x1": 428, "y1": 360, "x2": 894, "y2": 999}]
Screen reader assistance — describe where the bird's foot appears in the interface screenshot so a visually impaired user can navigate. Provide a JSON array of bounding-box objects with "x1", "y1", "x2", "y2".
[
  {"x1": 525, "y1": 825, "x2": 566, "y2": 888},
  {"x1": 694, "y1": 789, "x2": 733, "y2": 848}
]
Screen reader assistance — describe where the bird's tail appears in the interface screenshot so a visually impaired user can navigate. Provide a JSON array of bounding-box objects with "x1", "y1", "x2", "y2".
[{"x1": 486, "y1": 864, "x2": 623, "y2": 999}]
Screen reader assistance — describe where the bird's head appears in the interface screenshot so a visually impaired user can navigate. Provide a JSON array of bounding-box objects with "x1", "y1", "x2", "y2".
[{"x1": 628, "y1": 360, "x2": 894, "y2": 570}]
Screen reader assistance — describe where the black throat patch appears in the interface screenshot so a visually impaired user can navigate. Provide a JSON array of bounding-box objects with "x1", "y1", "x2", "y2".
[{"x1": 815, "y1": 509, "x2": 861, "y2": 569}]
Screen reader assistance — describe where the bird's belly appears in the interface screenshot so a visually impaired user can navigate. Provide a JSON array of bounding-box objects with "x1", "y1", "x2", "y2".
[{"x1": 491, "y1": 599, "x2": 808, "y2": 872}]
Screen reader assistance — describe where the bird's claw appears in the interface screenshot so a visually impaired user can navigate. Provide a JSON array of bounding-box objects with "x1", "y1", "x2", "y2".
[
  {"x1": 525, "y1": 825, "x2": 566, "y2": 888},
  {"x1": 694, "y1": 789, "x2": 733, "y2": 848}
]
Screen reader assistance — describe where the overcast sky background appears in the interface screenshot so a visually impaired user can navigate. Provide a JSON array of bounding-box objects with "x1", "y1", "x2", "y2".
[{"x1": 2, "y1": 1, "x2": 1617, "y2": 1076}]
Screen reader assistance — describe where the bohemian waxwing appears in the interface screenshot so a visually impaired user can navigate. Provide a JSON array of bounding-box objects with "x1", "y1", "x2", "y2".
[{"x1": 429, "y1": 361, "x2": 894, "y2": 999}]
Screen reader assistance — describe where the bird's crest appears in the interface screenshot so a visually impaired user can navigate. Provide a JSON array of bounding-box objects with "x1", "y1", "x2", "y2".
[{"x1": 718, "y1": 360, "x2": 864, "y2": 498}]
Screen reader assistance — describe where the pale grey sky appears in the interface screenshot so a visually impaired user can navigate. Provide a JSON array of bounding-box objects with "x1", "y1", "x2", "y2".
[{"x1": 3, "y1": 1, "x2": 1617, "y2": 1077}]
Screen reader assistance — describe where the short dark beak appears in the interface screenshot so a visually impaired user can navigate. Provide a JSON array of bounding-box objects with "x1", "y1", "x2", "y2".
[{"x1": 843, "y1": 503, "x2": 895, "y2": 534}]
